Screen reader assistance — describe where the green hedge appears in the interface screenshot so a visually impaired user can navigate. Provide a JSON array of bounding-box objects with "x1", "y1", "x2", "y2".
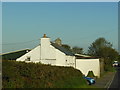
[
  {"x1": 87, "y1": 71, "x2": 95, "y2": 77},
  {"x1": 2, "y1": 60, "x2": 87, "y2": 88}
]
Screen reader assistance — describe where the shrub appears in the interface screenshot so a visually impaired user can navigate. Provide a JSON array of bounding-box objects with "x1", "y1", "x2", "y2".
[
  {"x1": 2, "y1": 60, "x2": 87, "y2": 88},
  {"x1": 87, "y1": 71, "x2": 95, "y2": 78}
]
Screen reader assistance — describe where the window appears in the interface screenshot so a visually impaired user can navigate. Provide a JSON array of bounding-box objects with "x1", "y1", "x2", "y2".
[{"x1": 25, "y1": 56, "x2": 31, "y2": 61}]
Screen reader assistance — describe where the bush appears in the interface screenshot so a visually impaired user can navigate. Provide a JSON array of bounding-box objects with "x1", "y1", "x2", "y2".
[
  {"x1": 87, "y1": 71, "x2": 95, "y2": 78},
  {"x1": 2, "y1": 60, "x2": 87, "y2": 88}
]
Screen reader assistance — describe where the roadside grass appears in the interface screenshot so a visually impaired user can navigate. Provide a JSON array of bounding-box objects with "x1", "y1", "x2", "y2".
[
  {"x1": 75, "y1": 82, "x2": 98, "y2": 88},
  {"x1": 107, "y1": 66, "x2": 116, "y2": 72},
  {"x1": 100, "y1": 66, "x2": 116, "y2": 78}
]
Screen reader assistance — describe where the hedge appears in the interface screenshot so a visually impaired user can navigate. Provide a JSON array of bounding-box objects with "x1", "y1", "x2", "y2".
[{"x1": 2, "y1": 60, "x2": 87, "y2": 88}]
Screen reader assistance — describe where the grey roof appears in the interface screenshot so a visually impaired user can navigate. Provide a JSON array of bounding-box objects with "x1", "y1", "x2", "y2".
[
  {"x1": 51, "y1": 42, "x2": 74, "y2": 56},
  {"x1": 1, "y1": 49, "x2": 31, "y2": 60}
]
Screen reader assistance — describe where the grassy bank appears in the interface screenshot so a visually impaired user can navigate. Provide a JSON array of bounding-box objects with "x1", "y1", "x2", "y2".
[{"x1": 2, "y1": 60, "x2": 89, "y2": 88}]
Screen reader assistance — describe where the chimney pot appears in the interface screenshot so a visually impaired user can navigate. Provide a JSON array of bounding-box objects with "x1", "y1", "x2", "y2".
[{"x1": 43, "y1": 34, "x2": 47, "y2": 38}]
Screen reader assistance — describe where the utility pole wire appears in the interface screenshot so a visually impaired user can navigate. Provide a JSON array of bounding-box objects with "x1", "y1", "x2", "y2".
[
  {"x1": 1, "y1": 30, "x2": 115, "y2": 45},
  {"x1": 1, "y1": 39, "x2": 39, "y2": 45}
]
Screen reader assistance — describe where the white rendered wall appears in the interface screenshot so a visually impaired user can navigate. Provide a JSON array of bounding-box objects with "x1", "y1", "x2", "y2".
[
  {"x1": 41, "y1": 38, "x2": 50, "y2": 60},
  {"x1": 76, "y1": 59, "x2": 100, "y2": 78},
  {"x1": 49, "y1": 45, "x2": 56, "y2": 59},
  {"x1": 40, "y1": 59, "x2": 56, "y2": 65},
  {"x1": 16, "y1": 45, "x2": 40, "y2": 62},
  {"x1": 55, "y1": 49, "x2": 66, "y2": 66},
  {"x1": 40, "y1": 45, "x2": 56, "y2": 65},
  {"x1": 66, "y1": 56, "x2": 75, "y2": 67}
]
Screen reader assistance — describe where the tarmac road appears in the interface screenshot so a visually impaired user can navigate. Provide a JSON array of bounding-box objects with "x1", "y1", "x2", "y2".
[{"x1": 108, "y1": 67, "x2": 120, "y2": 89}]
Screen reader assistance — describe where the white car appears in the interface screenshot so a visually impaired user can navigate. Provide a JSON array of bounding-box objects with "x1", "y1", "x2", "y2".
[{"x1": 113, "y1": 61, "x2": 119, "y2": 67}]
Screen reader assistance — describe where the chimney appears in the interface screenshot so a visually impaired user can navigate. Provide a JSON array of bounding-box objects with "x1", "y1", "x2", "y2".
[
  {"x1": 41, "y1": 34, "x2": 50, "y2": 60},
  {"x1": 55, "y1": 38, "x2": 62, "y2": 46},
  {"x1": 43, "y1": 34, "x2": 47, "y2": 38}
]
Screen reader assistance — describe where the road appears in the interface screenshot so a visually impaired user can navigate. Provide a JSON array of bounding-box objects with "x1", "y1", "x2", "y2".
[{"x1": 108, "y1": 67, "x2": 120, "y2": 89}]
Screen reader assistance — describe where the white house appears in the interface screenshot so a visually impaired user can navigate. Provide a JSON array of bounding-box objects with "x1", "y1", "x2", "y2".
[
  {"x1": 16, "y1": 34, "x2": 100, "y2": 77},
  {"x1": 16, "y1": 34, "x2": 75, "y2": 67}
]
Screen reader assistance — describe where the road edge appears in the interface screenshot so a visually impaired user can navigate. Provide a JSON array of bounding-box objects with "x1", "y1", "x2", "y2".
[{"x1": 104, "y1": 71, "x2": 116, "y2": 89}]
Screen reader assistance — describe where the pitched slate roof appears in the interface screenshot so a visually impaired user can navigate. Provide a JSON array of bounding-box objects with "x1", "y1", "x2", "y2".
[
  {"x1": 1, "y1": 49, "x2": 31, "y2": 60},
  {"x1": 51, "y1": 42, "x2": 74, "y2": 56},
  {"x1": 75, "y1": 54, "x2": 98, "y2": 59},
  {"x1": 75, "y1": 56, "x2": 98, "y2": 59}
]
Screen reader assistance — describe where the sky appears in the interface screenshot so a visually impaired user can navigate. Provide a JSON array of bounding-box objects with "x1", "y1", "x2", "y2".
[
  {"x1": 0, "y1": 1, "x2": 2, "y2": 54},
  {"x1": 1, "y1": 0, "x2": 120, "y2": 2},
  {"x1": 2, "y1": 2, "x2": 118, "y2": 54}
]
